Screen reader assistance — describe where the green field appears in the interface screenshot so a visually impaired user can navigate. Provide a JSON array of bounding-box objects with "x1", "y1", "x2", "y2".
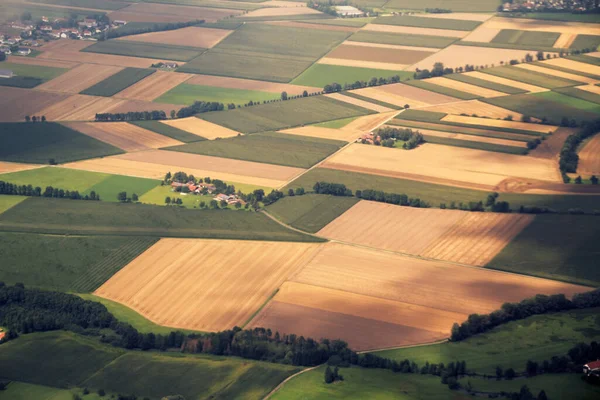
[
  {"x1": 284, "y1": 168, "x2": 488, "y2": 206},
  {"x1": 266, "y1": 194, "x2": 359, "y2": 233},
  {"x1": 373, "y1": 15, "x2": 480, "y2": 30},
  {"x1": 292, "y1": 63, "x2": 411, "y2": 88},
  {"x1": 0, "y1": 381, "x2": 99, "y2": 400},
  {"x1": 487, "y1": 215, "x2": 600, "y2": 286},
  {"x1": 0, "y1": 197, "x2": 323, "y2": 241},
  {"x1": 313, "y1": 116, "x2": 358, "y2": 129},
  {"x1": 139, "y1": 185, "x2": 217, "y2": 209},
  {"x1": 383, "y1": 0, "x2": 500, "y2": 12},
  {"x1": 507, "y1": 12, "x2": 600, "y2": 23},
  {"x1": 167, "y1": 131, "x2": 345, "y2": 168},
  {"x1": 0, "y1": 123, "x2": 123, "y2": 164},
  {"x1": 445, "y1": 73, "x2": 527, "y2": 95},
  {"x1": 82, "y1": 40, "x2": 204, "y2": 61},
  {"x1": 483, "y1": 92, "x2": 600, "y2": 124},
  {"x1": 570, "y1": 34, "x2": 600, "y2": 50},
  {"x1": 0, "y1": 232, "x2": 157, "y2": 291},
  {"x1": 423, "y1": 135, "x2": 529, "y2": 155},
  {"x1": 374, "y1": 307, "x2": 600, "y2": 374},
  {"x1": 482, "y1": 66, "x2": 581, "y2": 89},
  {"x1": 130, "y1": 120, "x2": 205, "y2": 142},
  {"x1": 155, "y1": 83, "x2": 281, "y2": 106},
  {"x1": 388, "y1": 119, "x2": 536, "y2": 141},
  {"x1": 499, "y1": 192, "x2": 600, "y2": 213},
  {"x1": 349, "y1": 31, "x2": 458, "y2": 48},
  {"x1": 142, "y1": 0, "x2": 264, "y2": 10},
  {"x1": 395, "y1": 109, "x2": 447, "y2": 122},
  {"x1": 83, "y1": 174, "x2": 160, "y2": 202},
  {"x1": 0, "y1": 62, "x2": 68, "y2": 88},
  {"x1": 200, "y1": 96, "x2": 372, "y2": 134},
  {"x1": 404, "y1": 79, "x2": 480, "y2": 100},
  {"x1": 0, "y1": 331, "x2": 300, "y2": 399},
  {"x1": 0, "y1": 195, "x2": 26, "y2": 215},
  {"x1": 554, "y1": 86, "x2": 600, "y2": 105},
  {"x1": 532, "y1": 60, "x2": 600, "y2": 80},
  {"x1": 568, "y1": 54, "x2": 600, "y2": 66},
  {"x1": 491, "y1": 29, "x2": 561, "y2": 47},
  {"x1": 0, "y1": 3, "x2": 103, "y2": 23},
  {"x1": 80, "y1": 67, "x2": 155, "y2": 97}
]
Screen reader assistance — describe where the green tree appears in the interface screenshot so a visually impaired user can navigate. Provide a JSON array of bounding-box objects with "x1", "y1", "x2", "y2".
[
  {"x1": 170, "y1": 110, "x2": 176, "y2": 119},
  {"x1": 281, "y1": 91, "x2": 288, "y2": 101},
  {"x1": 234, "y1": 201, "x2": 242, "y2": 209},
  {"x1": 302, "y1": 90, "x2": 308, "y2": 97},
  {"x1": 495, "y1": 366, "x2": 503, "y2": 380},
  {"x1": 575, "y1": 176, "x2": 582, "y2": 184},
  {"x1": 25, "y1": 115, "x2": 30, "y2": 122},
  {"x1": 220, "y1": 200, "x2": 228, "y2": 208},
  {"x1": 505, "y1": 368, "x2": 516, "y2": 380},
  {"x1": 537, "y1": 390, "x2": 548, "y2": 400},
  {"x1": 295, "y1": 187, "x2": 305, "y2": 195},
  {"x1": 132, "y1": 193, "x2": 138, "y2": 202},
  {"x1": 98, "y1": 389, "x2": 106, "y2": 397},
  {"x1": 165, "y1": 196, "x2": 171, "y2": 205},
  {"x1": 210, "y1": 199, "x2": 218, "y2": 209},
  {"x1": 287, "y1": 188, "x2": 295, "y2": 196},
  {"x1": 117, "y1": 191, "x2": 127, "y2": 202},
  {"x1": 164, "y1": 171, "x2": 172, "y2": 182},
  {"x1": 591, "y1": 175, "x2": 598, "y2": 184},
  {"x1": 324, "y1": 366, "x2": 334, "y2": 384}
]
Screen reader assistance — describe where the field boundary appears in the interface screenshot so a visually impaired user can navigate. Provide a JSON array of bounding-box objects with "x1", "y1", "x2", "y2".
[{"x1": 263, "y1": 364, "x2": 320, "y2": 400}]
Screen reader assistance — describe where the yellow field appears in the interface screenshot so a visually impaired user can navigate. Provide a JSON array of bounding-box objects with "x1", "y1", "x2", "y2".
[
  {"x1": 325, "y1": 93, "x2": 393, "y2": 113},
  {"x1": 420, "y1": 100, "x2": 525, "y2": 119},
  {"x1": 577, "y1": 133, "x2": 600, "y2": 176},
  {"x1": 63, "y1": 122, "x2": 183, "y2": 152},
  {"x1": 241, "y1": 6, "x2": 321, "y2": 17},
  {"x1": 425, "y1": 76, "x2": 506, "y2": 98},
  {"x1": 186, "y1": 74, "x2": 319, "y2": 95},
  {"x1": 36, "y1": 64, "x2": 123, "y2": 94},
  {"x1": 344, "y1": 111, "x2": 400, "y2": 133},
  {"x1": 578, "y1": 84, "x2": 600, "y2": 95},
  {"x1": 343, "y1": 41, "x2": 438, "y2": 52},
  {"x1": 481, "y1": 16, "x2": 600, "y2": 36},
  {"x1": 515, "y1": 63, "x2": 596, "y2": 84},
  {"x1": 541, "y1": 58, "x2": 600, "y2": 76},
  {"x1": 35, "y1": 95, "x2": 126, "y2": 121},
  {"x1": 95, "y1": 239, "x2": 323, "y2": 331},
  {"x1": 362, "y1": 23, "x2": 468, "y2": 38},
  {"x1": 279, "y1": 126, "x2": 362, "y2": 142},
  {"x1": 161, "y1": 117, "x2": 240, "y2": 140},
  {"x1": 441, "y1": 114, "x2": 556, "y2": 133},
  {"x1": 0, "y1": 161, "x2": 42, "y2": 174},
  {"x1": 553, "y1": 33, "x2": 577, "y2": 48},
  {"x1": 464, "y1": 71, "x2": 548, "y2": 93},
  {"x1": 353, "y1": 87, "x2": 432, "y2": 108},
  {"x1": 390, "y1": 124, "x2": 528, "y2": 147},
  {"x1": 114, "y1": 71, "x2": 193, "y2": 101}
]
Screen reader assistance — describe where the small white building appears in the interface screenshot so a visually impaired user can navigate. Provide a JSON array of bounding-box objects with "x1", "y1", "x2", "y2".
[
  {"x1": 334, "y1": 5, "x2": 364, "y2": 17},
  {"x1": 0, "y1": 70, "x2": 14, "y2": 79},
  {"x1": 16, "y1": 48, "x2": 31, "y2": 56}
]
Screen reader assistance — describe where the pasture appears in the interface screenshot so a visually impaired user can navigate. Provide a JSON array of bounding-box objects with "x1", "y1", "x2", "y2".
[
  {"x1": 0, "y1": 197, "x2": 320, "y2": 241},
  {"x1": 199, "y1": 96, "x2": 372, "y2": 133},
  {"x1": 266, "y1": 194, "x2": 359, "y2": 233},
  {"x1": 37, "y1": 64, "x2": 123, "y2": 94},
  {"x1": 0, "y1": 232, "x2": 158, "y2": 292},
  {"x1": 154, "y1": 83, "x2": 280, "y2": 106},
  {"x1": 349, "y1": 30, "x2": 457, "y2": 48},
  {"x1": 80, "y1": 68, "x2": 156, "y2": 97},
  {"x1": 95, "y1": 238, "x2": 323, "y2": 331},
  {"x1": 131, "y1": 120, "x2": 204, "y2": 143},
  {"x1": 166, "y1": 131, "x2": 345, "y2": 169},
  {"x1": 161, "y1": 117, "x2": 236, "y2": 140},
  {"x1": 291, "y1": 63, "x2": 411, "y2": 88},
  {"x1": 487, "y1": 215, "x2": 600, "y2": 286},
  {"x1": 0, "y1": 196, "x2": 26, "y2": 215},
  {"x1": 83, "y1": 174, "x2": 160, "y2": 202},
  {"x1": 554, "y1": 86, "x2": 600, "y2": 105},
  {"x1": 82, "y1": 40, "x2": 204, "y2": 61},
  {"x1": 0, "y1": 122, "x2": 123, "y2": 164},
  {"x1": 0, "y1": 62, "x2": 68, "y2": 89}
]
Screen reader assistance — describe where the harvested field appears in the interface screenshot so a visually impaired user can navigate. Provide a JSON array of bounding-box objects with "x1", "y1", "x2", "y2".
[
  {"x1": 542, "y1": 57, "x2": 600, "y2": 76},
  {"x1": 578, "y1": 84, "x2": 600, "y2": 95},
  {"x1": 554, "y1": 33, "x2": 577, "y2": 48},
  {"x1": 409, "y1": 45, "x2": 552, "y2": 71},
  {"x1": 240, "y1": 6, "x2": 321, "y2": 17},
  {"x1": 528, "y1": 127, "x2": 574, "y2": 160},
  {"x1": 113, "y1": 71, "x2": 192, "y2": 101},
  {"x1": 36, "y1": 64, "x2": 123, "y2": 94},
  {"x1": 463, "y1": 71, "x2": 548, "y2": 93},
  {"x1": 352, "y1": 87, "x2": 432, "y2": 109},
  {"x1": 350, "y1": 30, "x2": 458, "y2": 49},
  {"x1": 491, "y1": 30, "x2": 561, "y2": 48},
  {"x1": 342, "y1": 111, "x2": 400, "y2": 132},
  {"x1": 477, "y1": 17, "x2": 600, "y2": 36},
  {"x1": 578, "y1": 133, "x2": 600, "y2": 176},
  {"x1": 424, "y1": 77, "x2": 506, "y2": 98},
  {"x1": 35, "y1": 95, "x2": 124, "y2": 121},
  {"x1": 343, "y1": 41, "x2": 439, "y2": 52},
  {"x1": 161, "y1": 117, "x2": 239, "y2": 140},
  {"x1": 413, "y1": 13, "x2": 493, "y2": 22},
  {"x1": 248, "y1": 282, "x2": 459, "y2": 351},
  {"x1": 3, "y1": 56, "x2": 78, "y2": 69},
  {"x1": 265, "y1": 20, "x2": 359, "y2": 33},
  {"x1": 186, "y1": 74, "x2": 319, "y2": 95},
  {"x1": 362, "y1": 23, "x2": 468, "y2": 38},
  {"x1": 378, "y1": 83, "x2": 458, "y2": 105},
  {"x1": 441, "y1": 114, "x2": 556, "y2": 133},
  {"x1": 322, "y1": 143, "x2": 560, "y2": 189},
  {"x1": 515, "y1": 63, "x2": 597, "y2": 84},
  {"x1": 326, "y1": 93, "x2": 393, "y2": 113},
  {"x1": 0, "y1": 161, "x2": 42, "y2": 174},
  {"x1": 108, "y1": 3, "x2": 242, "y2": 23},
  {"x1": 291, "y1": 242, "x2": 587, "y2": 317},
  {"x1": 63, "y1": 122, "x2": 183, "y2": 152},
  {"x1": 0, "y1": 87, "x2": 69, "y2": 123},
  {"x1": 317, "y1": 57, "x2": 409, "y2": 71},
  {"x1": 463, "y1": 27, "x2": 502, "y2": 42},
  {"x1": 95, "y1": 239, "x2": 322, "y2": 331},
  {"x1": 117, "y1": 26, "x2": 233, "y2": 48},
  {"x1": 420, "y1": 100, "x2": 525, "y2": 120},
  {"x1": 103, "y1": 99, "x2": 184, "y2": 117},
  {"x1": 279, "y1": 126, "x2": 362, "y2": 142},
  {"x1": 325, "y1": 44, "x2": 433, "y2": 65},
  {"x1": 392, "y1": 125, "x2": 529, "y2": 147}
]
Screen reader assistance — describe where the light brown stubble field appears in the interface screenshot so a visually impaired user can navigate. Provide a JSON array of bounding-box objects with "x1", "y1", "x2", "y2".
[
  {"x1": 35, "y1": 95, "x2": 126, "y2": 121},
  {"x1": 515, "y1": 63, "x2": 597, "y2": 84},
  {"x1": 117, "y1": 26, "x2": 234, "y2": 48},
  {"x1": 36, "y1": 64, "x2": 124, "y2": 94},
  {"x1": 425, "y1": 76, "x2": 507, "y2": 98},
  {"x1": 0, "y1": 161, "x2": 43, "y2": 174},
  {"x1": 161, "y1": 117, "x2": 240, "y2": 140},
  {"x1": 326, "y1": 44, "x2": 434, "y2": 65},
  {"x1": 388, "y1": 124, "x2": 528, "y2": 147},
  {"x1": 464, "y1": 71, "x2": 548, "y2": 93},
  {"x1": 108, "y1": 3, "x2": 242, "y2": 23},
  {"x1": 325, "y1": 93, "x2": 393, "y2": 113},
  {"x1": 113, "y1": 71, "x2": 193, "y2": 101},
  {"x1": 362, "y1": 23, "x2": 468, "y2": 38},
  {"x1": 441, "y1": 114, "x2": 556, "y2": 133},
  {"x1": 186, "y1": 74, "x2": 320, "y2": 95},
  {"x1": 577, "y1": 133, "x2": 600, "y2": 176},
  {"x1": 421, "y1": 100, "x2": 525, "y2": 119}
]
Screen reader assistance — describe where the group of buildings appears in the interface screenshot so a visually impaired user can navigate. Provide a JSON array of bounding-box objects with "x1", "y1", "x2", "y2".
[
  {"x1": 170, "y1": 181, "x2": 245, "y2": 206},
  {"x1": 501, "y1": 0, "x2": 597, "y2": 12}
]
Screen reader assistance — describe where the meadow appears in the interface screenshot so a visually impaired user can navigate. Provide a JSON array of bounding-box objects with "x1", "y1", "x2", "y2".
[
  {"x1": 0, "y1": 62, "x2": 68, "y2": 89},
  {"x1": 445, "y1": 73, "x2": 527, "y2": 95},
  {"x1": 349, "y1": 31, "x2": 458, "y2": 48},
  {"x1": 491, "y1": 29, "x2": 561, "y2": 48},
  {"x1": 373, "y1": 15, "x2": 480, "y2": 31},
  {"x1": 292, "y1": 63, "x2": 412, "y2": 88},
  {"x1": 405, "y1": 80, "x2": 480, "y2": 100},
  {"x1": 83, "y1": 174, "x2": 160, "y2": 202},
  {"x1": 80, "y1": 68, "x2": 156, "y2": 97},
  {"x1": 130, "y1": 120, "x2": 205, "y2": 142},
  {"x1": 82, "y1": 40, "x2": 204, "y2": 61},
  {"x1": 166, "y1": 132, "x2": 345, "y2": 168},
  {"x1": 266, "y1": 194, "x2": 360, "y2": 233},
  {"x1": 482, "y1": 66, "x2": 581, "y2": 89},
  {"x1": 200, "y1": 96, "x2": 372, "y2": 133},
  {"x1": 0, "y1": 123, "x2": 123, "y2": 164},
  {"x1": 0, "y1": 232, "x2": 158, "y2": 292},
  {"x1": 154, "y1": 83, "x2": 280, "y2": 106},
  {"x1": 0, "y1": 197, "x2": 323, "y2": 242},
  {"x1": 554, "y1": 86, "x2": 600, "y2": 105},
  {"x1": 395, "y1": 109, "x2": 446, "y2": 122},
  {"x1": 487, "y1": 215, "x2": 600, "y2": 286}
]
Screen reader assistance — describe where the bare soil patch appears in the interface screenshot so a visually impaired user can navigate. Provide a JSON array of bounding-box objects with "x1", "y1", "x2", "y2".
[
  {"x1": 464, "y1": 71, "x2": 548, "y2": 93},
  {"x1": 36, "y1": 64, "x2": 124, "y2": 94},
  {"x1": 425, "y1": 76, "x2": 507, "y2": 98},
  {"x1": 326, "y1": 44, "x2": 434, "y2": 65},
  {"x1": 108, "y1": 3, "x2": 242, "y2": 23},
  {"x1": 0, "y1": 87, "x2": 69, "y2": 123},
  {"x1": 528, "y1": 127, "x2": 574, "y2": 160},
  {"x1": 325, "y1": 93, "x2": 393, "y2": 113},
  {"x1": 186, "y1": 74, "x2": 319, "y2": 95},
  {"x1": 114, "y1": 71, "x2": 193, "y2": 101},
  {"x1": 578, "y1": 133, "x2": 600, "y2": 176},
  {"x1": 362, "y1": 23, "x2": 468, "y2": 38},
  {"x1": 161, "y1": 117, "x2": 240, "y2": 140},
  {"x1": 421, "y1": 100, "x2": 525, "y2": 119},
  {"x1": 117, "y1": 26, "x2": 234, "y2": 49},
  {"x1": 441, "y1": 114, "x2": 556, "y2": 133}
]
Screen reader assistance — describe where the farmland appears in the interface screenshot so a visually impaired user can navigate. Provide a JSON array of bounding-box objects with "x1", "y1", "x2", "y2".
[
  {"x1": 578, "y1": 132, "x2": 600, "y2": 176},
  {"x1": 445, "y1": 73, "x2": 527, "y2": 95},
  {"x1": 113, "y1": 71, "x2": 192, "y2": 101},
  {"x1": 82, "y1": 40, "x2": 204, "y2": 61},
  {"x1": 154, "y1": 83, "x2": 280, "y2": 106},
  {"x1": 166, "y1": 132, "x2": 345, "y2": 168},
  {"x1": 0, "y1": 166, "x2": 108, "y2": 191},
  {"x1": 0, "y1": 196, "x2": 26, "y2": 215},
  {"x1": 554, "y1": 86, "x2": 600, "y2": 105},
  {"x1": 349, "y1": 30, "x2": 458, "y2": 48},
  {"x1": 80, "y1": 68, "x2": 156, "y2": 97},
  {"x1": 383, "y1": 0, "x2": 500, "y2": 12},
  {"x1": 0, "y1": 87, "x2": 69, "y2": 122},
  {"x1": 37, "y1": 64, "x2": 123, "y2": 94},
  {"x1": 0, "y1": 122, "x2": 123, "y2": 164},
  {"x1": 118, "y1": 26, "x2": 233, "y2": 49},
  {"x1": 95, "y1": 238, "x2": 323, "y2": 331},
  {"x1": 291, "y1": 63, "x2": 411, "y2": 88},
  {"x1": 423, "y1": 76, "x2": 507, "y2": 98},
  {"x1": 405, "y1": 79, "x2": 478, "y2": 100},
  {"x1": 0, "y1": 62, "x2": 68, "y2": 89},
  {"x1": 422, "y1": 135, "x2": 529, "y2": 154},
  {"x1": 82, "y1": 174, "x2": 160, "y2": 202},
  {"x1": 130, "y1": 120, "x2": 204, "y2": 143},
  {"x1": 491, "y1": 29, "x2": 561, "y2": 47},
  {"x1": 482, "y1": 66, "x2": 582, "y2": 89},
  {"x1": 161, "y1": 117, "x2": 235, "y2": 140},
  {"x1": 324, "y1": 44, "x2": 433, "y2": 67},
  {"x1": 373, "y1": 15, "x2": 481, "y2": 31}
]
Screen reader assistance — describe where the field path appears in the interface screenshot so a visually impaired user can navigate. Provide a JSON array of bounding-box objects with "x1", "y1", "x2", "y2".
[{"x1": 263, "y1": 364, "x2": 322, "y2": 400}]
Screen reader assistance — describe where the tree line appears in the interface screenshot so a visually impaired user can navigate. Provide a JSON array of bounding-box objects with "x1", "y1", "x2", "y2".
[
  {"x1": 323, "y1": 75, "x2": 402, "y2": 94},
  {"x1": 559, "y1": 118, "x2": 600, "y2": 183},
  {"x1": 101, "y1": 20, "x2": 205, "y2": 40},
  {"x1": 0, "y1": 181, "x2": 100, "y2": 201},
  {"x1": 372, "y1": 127, "x2": 424, "y2": 149},
  {"x1": 95, "y1": 111, "x2": 168, "y2": 122}
]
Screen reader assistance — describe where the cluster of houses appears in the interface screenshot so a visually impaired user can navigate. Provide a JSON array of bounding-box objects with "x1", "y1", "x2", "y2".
[
  {"x1": 357, "y1": 132, "x2": 379, "y2": 145},
  {"x1": 170, "y1": 181, "x2": 245, "y2": 206},
  {"x1": 0, "y1": 35, "x2": 33, "y2": 56},
  {"x1": 501, "y1": 0, "x2": 595, "y2": 12}
]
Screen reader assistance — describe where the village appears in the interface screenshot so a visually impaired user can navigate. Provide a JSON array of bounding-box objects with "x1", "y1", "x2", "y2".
[{"x1": 501, "y1": 0, "x2": 597, "y2": 12}]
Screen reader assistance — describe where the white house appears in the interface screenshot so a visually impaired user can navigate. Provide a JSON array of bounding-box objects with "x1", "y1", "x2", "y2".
[
  {"x1": 16, "y1": 48, "x2": 31, "y2": 56},
  {"x1": 334, "y1": 5, "x2": 364, "y2": 17},
  {"x1": 0, "y1": 70, "x2": 14, "y2": 78}
]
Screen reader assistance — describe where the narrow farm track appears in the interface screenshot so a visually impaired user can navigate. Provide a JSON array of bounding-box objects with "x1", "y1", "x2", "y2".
[{"x1": 263, "y1": 364, "x2": 323, "y2": 400}]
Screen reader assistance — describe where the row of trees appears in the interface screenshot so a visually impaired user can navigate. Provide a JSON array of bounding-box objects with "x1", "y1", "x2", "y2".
[
  {"x1": 176, "y1": 101, "x2": 224, "y2": 118},
  {"x1": 450, "y1": 288, "x2": 600, "y2": 341},
  {"x1": 559, "y1": 118, "x2": 600, "y2": 182},
  {"x1": 24, "y1": 116, "x2": 46, "y2": 123},
  {"x1": 95, "y1": 111, "x2": 168, "y2": 122},
  {"x1": 0, "y1": 181, "x2": 100, "y2": 201},
  {"x1": 521, "y1": 341, "x2": 600, "y2": 378},
  {"x1": 323, "y1": 75, "x2": 403, "y2": 94}
]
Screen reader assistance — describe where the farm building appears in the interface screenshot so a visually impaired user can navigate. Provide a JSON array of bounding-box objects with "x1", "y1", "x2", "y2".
[
  {"x1": 16, "y1": 48, "x2": 31, "y2": 56},
  {"x1": 335, "y1": 5, "x2": 364, "y2": 16},
  {"x1": 0, "y1": 70, "x2": 14, "y2": 79},
  {"x1": 584, "y1": 360, "x2": 600, "y2": 378}
]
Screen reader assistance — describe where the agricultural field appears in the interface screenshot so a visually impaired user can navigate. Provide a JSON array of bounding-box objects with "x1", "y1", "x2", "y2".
[
  {"x1": 445, "y1": 73, "x2": 528, "y2": 95},
  {"x1": 37, "y1": 64, "x2": 123, "y2": 94},
  {"x1": 490, "y1": 29, "x2": 561, "y2": 47},
  {"x1": 117, "y1": 26, "x2": 234, "y2": 49},
  {"x1": 0, "y1": 62, "x2": 68, "y2": 89},
  {"x1": 154, "y1": 83, "x2": 281, "y2": 106},
  {"x1": 0, "y1": 87, "x2": 69, "y2": 123},
  {"x1": 554, "y1": 86, "x2": 600, "y2": 105},
  {"x1": 130, "y1": 120, "x2": 205, "y2": 143},
  {"x1": 323, "y1": 43, "x2": 434, "y2": 69},
  {"x1": 422, "y1": 135, "x2": 529, "y2": 154},
  {"x1": 166, "y1": 132, "x2": 345, "y2": 169},
  {"x1": 83, "y1": 40, "x2": 203, "y2": 61},
  {"x1": 161, "y1": 117, "x2": 235, "y2": 140},
  {"x1": 186, "y1": 74, "x2": 320, "y2": 96},
  {"x1": 112, "y1": 71, "x2": 192, "y2": 101},
  {"x1": 462, "y1": 70, "x2": 549, "y2": 93},
  {"x1": 350, "y1": 30, "x2": 458, "y2": 48},
  {"x1": 362, "y1": 23, "x2": 468, "y2": 39},
  {"x1": 0, "y1": 196, "x2": 27, "y2": 215},
  {"x1": 80, "y1": 68, "x2": 156, "y2": 97},
  {"x1": 404, "y1": 79, "x2": 479, "y2": 100},
  {"x1": 291, "y1": 63, "x2": 411, "y2": 88},
  {"x1": 328, "y1": 92, "x2": 394, "y2": 113},
  {"x1": 482, "y1": 65, "x2": 582, "y2": 88},
  {"x1": 577, "y1": 133, "x2": 600, "y2": 176},
  {"x1": 372, "y1": 15, "x2": 481, "y2": 31},
  {"x1": 0, "y1": 122, "x2": 123, "y2": 164},
  {"x1": 96, "y1": 238, "x2": 323, "y2": 331},
  {"x1": 383, "y1": 0, "x2": 500, "y2": 12},
  {"x1": 516, "y1": 63, "x2": 596, "y2": 84},
  {"x1": 423, "y1": 76, "x2": 507, "y2": 98}
]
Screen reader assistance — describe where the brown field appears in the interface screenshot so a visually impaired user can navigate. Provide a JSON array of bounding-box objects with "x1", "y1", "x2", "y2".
[
  {"x1": 578, "y1": 133, "x2": 600, "y2": 176},
  {"x1": 409, "y1": 45, "x2": 555, "y2": 71},
  {"x1": 4, "y1": 56, "x2": 78, "y2": 69},
  {"x1": 441, "y1": 114, "x2": 556, "y2": 133},
  {"x1": 108, "y1": 3, "x2": 242, "y2": 23},
  {"x1": 344, "y1": 41, "x2": 438, "y2": 52},
  {"x1": 420, "y1": 99, "x2": 525, "y2": 119},
  {"x1": 390, "y1": 124, "x2": 528, "y2": 147},
  {"x1": 35, "y1": 95, "x2": 125, "y2": 121},
  {"x1": 318, "y1": 57, "x2": 409, "y2": 71},
  {"x1": 186, "y1": 74, "x2": 319, "y2": 95},
  {"x1": 578, "y1": 84, "x2": 600, "y2": 95},
  {"x1": 0, "y1": 161, "x2": 42, "y2": 174},
  {"x1": 464, "y1": 71, "x2": 548, "y2": 93},
  {"x1": 326, "y1": 44, "x2": 434, "y2": 65},
  {"x1": 95, "y1": 239, "x2": 322, "y2": 332},
  {"x1": 542, "y1": 58, "x2": 600, "y2": 76},
  {"x1": 391, "y1": 120, "x2": 536, "y2": 141},
  {"x1": 528, "y1": 127, "x2": 574, "y2": 160},
  {"x1": 248, "y1": 282, "x2": 460, "y2": 351},
  {"x1": 0, "y1": 87, "x2": 69, "y2": 122},
  {"x1": 378, "y1": 82, "x2": 459, "y2": 105},
  {"x1": 113, "y1": 71, "x2": 193, "y2": 101},
  {"x1": 117, "y1": 26, "x2": 233, "y2": 49},
  {"x1": 515, "y1": 63, "x2": 596, "y2": 84},
  {"x1": 63, "y1": 122, "x2": 183, "y2": 152},
  {"x1": 353, "y1": 87, "x2": 431, "y2": 108},
  {"x1": 36, "y1": 64, "x2": 124, "y2": 94},
  {"x1": 322, "y1": 143, "x2": 561, "y2": 188},
  {"x1": 362, "y1": 23, "x2": 468, "y2": 38},
  {"x1": 265, "y1": 21, "x2": 358, "y2": 33},
  {"x1": 279, "y1": 126, "x2": 362, "y2": 142},
  {"x1": 325, "y1": 93, "x2": 393, "y2": 113},
  {"x1": 161, "y1": 117, "x2": 240, "y2": 140},
  {"x1": 426, "y1": 76, "x2": 507, "y2": 98},
  {"x1": 291, "y1": 242, "x2": 588, "y2": 317},
  {"x1": 39, "y1": 39, "x2": 93, "y2": 52},
  {"x1": 413, "y1": 13, "x2": 493, "y2": 22},
  {"x1": 553, "y1": 33, "x2": 577, "y2": 48},
  {"x1": 262, "y1": 1, "x2": 307, "y2": 7},
  {"x1": 240, "y1": 6, "x2": 321, "y2": 17}
]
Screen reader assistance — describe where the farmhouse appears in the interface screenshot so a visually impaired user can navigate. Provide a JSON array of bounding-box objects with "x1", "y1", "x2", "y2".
[
  {"x1": 584, "y1": 360, "x2": 600, "y2": 378},
  {"x1": 0, "y1": 70, "x2": 14, "y2": 79},
  {"x1": 16, "y1": 48, "x2": 31, "y2": 56},
  {"x1": 215, "y1": 193, "x2": 244, "y2": 205},
  {"x1": 335, "y1": 5, "x2": 364, "y2": 16},
  {"x1": 0, "y1": 46, "x2": 11, "y2": 55}
]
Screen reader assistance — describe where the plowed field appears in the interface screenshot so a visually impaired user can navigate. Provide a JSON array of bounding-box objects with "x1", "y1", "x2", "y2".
[
  {"x1": 0, "y1": 87, "x2": 69, "y2": 123},
  {"x1": 186, "y1": 74, "x2": 319, "y2": 95},
  {"x1": 35, "y1": 95, "x2": 125, "y2": 121}
]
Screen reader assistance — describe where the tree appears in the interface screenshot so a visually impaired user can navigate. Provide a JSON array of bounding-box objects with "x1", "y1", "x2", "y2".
[
  {"x1": 170, "y1": 110, "x2": 176, "y2": 119},
  {"x1": 210, "y1": 200, "x2": 218, "y2": 209},
  {"x1": 537, "y1": 390, "x2": 548, "y2": 400},
  {"x1": 48, "y1": 158, "x2": 56, "y2": 165},
  {"x1": 536, "y1": 51, "x2": 545, "y2": 61},
  {"x1": 525, "y1": 53, "x2": 534, "y2": 62},
  {"x1": 526, "y1": 360, "x2": 538, "y2": 376},
  {"x1": 234, "y1": 201, "x2": 242, "y2": 209},
  {"x1": 117, "y1": 191, "x2": 127, "y2": 202},
  {"x1": 25, "y1": 115, "x2": 30, "y2": 122},
  {"x1": 324, "y1": 366, "x2": 334, "y2": 384},
  {"x1": 287, "y1": 188, "x2": 295, "y2": 196},
  {"x1": 281, "y1": 91, "x2": 288, "y2": 101},
  {"x1": 591, "y1": 175, "x2": 598, "y2": 184},
  {"x1": 0, "y1": 52, "x2": 6, "y2": 62},
  {"x1": 295, "y1": 187, "x2": 305, "y2": 195},
  {"x1": 575, "y1": 175, "x2": 582, "y2": 184},
  {"x1": 404, "y1": 104, "x2": 410, "y2": 109},
  {"x1": 41, "y1": 116, "x2": 46, "y2": 122},
  {"x1": 132, "y1": 193, "x2": 138, "y2": 202},
  {"x1": 165, "y1": 196, "x2": 171, "y2": 205},
  {"x1": 302, "y1": 90, "x2": 308, "y2": 97},
  {"x1": 220, "y1": 200, "x2": 227, "y2": 208},
  {"x1": 21, "y1": 11, "x2": 32, "y2": 21},
  {"x1": 32, "y1": 116, "x2": 37, "y2": 123},
  {"x1": 505, "y1": 368, "x2": 516, "y2": 380}
]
